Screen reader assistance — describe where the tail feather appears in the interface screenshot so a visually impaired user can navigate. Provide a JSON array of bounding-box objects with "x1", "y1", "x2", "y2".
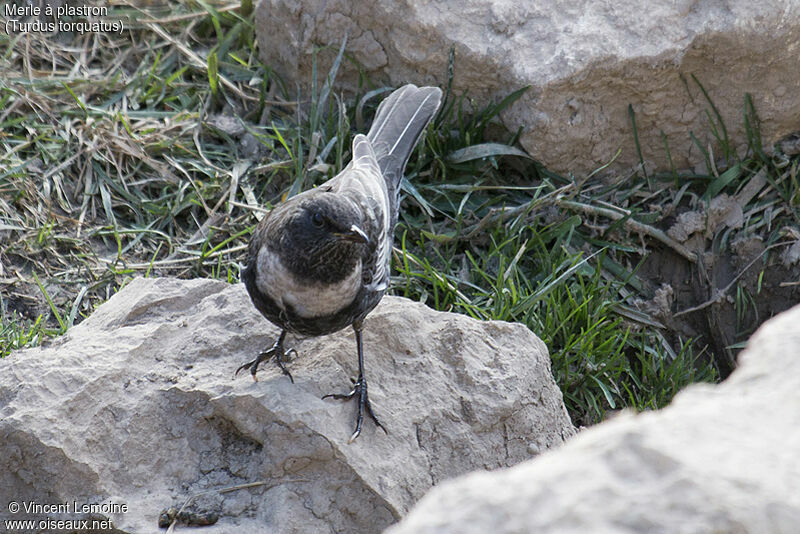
[{"x1": 366, "y1": 84, "x2": 442, "y2": 192}]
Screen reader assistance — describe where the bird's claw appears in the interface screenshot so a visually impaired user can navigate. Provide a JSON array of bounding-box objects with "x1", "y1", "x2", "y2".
[
  {"x1": 322, "y1": 376, "x2": 358, "y2": 400},
  {"x1": 235, "y1": 337, "x2": 295, "y2": 383},
  {"x1": 323, "y1": 376, "x2": 386, "y2": 442}
]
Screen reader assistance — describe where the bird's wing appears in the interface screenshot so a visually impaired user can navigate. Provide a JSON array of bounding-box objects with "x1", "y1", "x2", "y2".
[
  {"x1": 327, "y1": 134, "x2": 392, "y2": 291},
  {"x1": 317, "y1": 86, "x2": 442, "y2": 293}
]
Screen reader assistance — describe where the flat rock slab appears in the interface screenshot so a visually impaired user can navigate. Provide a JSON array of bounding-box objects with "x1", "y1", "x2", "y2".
[
  {"x1": 0, "y1": 277, "x2": 575, "y2": 533},
  {"x1": 387, "y1": 303, "x2": 800, "y2": 534},
  {"x1": 255, "y1": 0, "x2": 800, "y2": 174}
]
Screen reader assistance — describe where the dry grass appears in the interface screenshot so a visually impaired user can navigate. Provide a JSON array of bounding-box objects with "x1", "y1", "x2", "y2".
[{"x1": 1, "y1": 1, "x2": 274, "y2": 330}]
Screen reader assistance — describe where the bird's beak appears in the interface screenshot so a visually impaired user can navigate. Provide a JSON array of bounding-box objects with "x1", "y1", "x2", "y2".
[{"x1": 335, "y1": 224, "x2": 369, "y2": 244}]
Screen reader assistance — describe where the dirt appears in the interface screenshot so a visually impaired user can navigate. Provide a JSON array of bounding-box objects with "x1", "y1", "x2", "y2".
[{"x1": 638, "y1": 241, "x2": 800, "y2": 377}]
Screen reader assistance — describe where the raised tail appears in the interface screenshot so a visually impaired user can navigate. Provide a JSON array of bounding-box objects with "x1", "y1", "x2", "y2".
[{"x1": 366, "y1": 84, "x2": 442, "y2": 192}]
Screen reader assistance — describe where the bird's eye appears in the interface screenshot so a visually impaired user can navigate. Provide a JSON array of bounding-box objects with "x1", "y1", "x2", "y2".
[{"x1": 311, "y1": 212, "x2": 325, "y2": 228}]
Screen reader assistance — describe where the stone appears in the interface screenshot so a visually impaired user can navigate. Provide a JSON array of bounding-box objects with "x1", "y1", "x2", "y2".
[
  {"x1": 667, "y1": 194, "x2": 744, "y2": 242},
  {"x1": 0, "y1": 277, "x2": 575, "y2": 533},
  {"x1": 254, "y1": 0, "x2": 800, "y2": 175},
  {"x1": 386, "y1": 303, "x2": 800, "y2": 534}
]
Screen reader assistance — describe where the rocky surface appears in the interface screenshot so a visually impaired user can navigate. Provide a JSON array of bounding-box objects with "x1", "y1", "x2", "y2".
[
  {"x1": 254, "y1": 0, "x2": 800, "y2": 175},
  {"x1": 387, "y1": 303, "x2": 800, "y2": 534},
  {"x1": 0, "y1": 277, "x2": 575, "y2": 533}
]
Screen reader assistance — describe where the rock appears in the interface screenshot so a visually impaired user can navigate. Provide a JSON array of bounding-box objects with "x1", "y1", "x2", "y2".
[
  {"x1": 667, "y1": 194, "x2": 744, "y2": 242},
  {"x1": 387, "y1": 303, "x2": 800, "y2": 534},
  {"x1": 0, "y1": 277, "x2": 575, "y2": 533},
  {"x1": 254, "y1": 0, "x2": 800, "y2": 175},
  {"x1": 782, "y1": 239, "x2": 800, "y2": 267}
]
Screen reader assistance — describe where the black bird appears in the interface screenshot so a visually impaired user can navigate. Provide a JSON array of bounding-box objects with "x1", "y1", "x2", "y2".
[{"x1": 238, "y1": 84, "x2": 443, "y2": 441}]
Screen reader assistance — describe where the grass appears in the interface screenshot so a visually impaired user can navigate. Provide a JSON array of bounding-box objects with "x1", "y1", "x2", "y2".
[{"x1": 2, "y1": 1, "x2": 798, "y2": 425}]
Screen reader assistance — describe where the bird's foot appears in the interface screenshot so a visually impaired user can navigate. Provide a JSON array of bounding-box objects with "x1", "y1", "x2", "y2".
[
  {"x1": 323, "y1": 375, "x2": 386, "y2": 442},
  {"x1": 235, "y1": 337, "x2": 296, "y2": 383}
]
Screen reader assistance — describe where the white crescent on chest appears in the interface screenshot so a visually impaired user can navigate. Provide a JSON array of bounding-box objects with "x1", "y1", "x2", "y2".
[{"x1": 255, "y1": 245, "x2": 362, "y2": 318}]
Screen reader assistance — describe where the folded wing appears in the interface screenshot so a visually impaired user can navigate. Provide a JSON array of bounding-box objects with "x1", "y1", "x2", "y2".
[{"x1": 326, "y1": 85, "x2": 443, "y2": 292}]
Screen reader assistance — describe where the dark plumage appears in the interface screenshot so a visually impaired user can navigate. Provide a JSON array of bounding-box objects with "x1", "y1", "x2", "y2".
[{"x1": 238, "y1": 84, "x2": 443, "y2": 441}]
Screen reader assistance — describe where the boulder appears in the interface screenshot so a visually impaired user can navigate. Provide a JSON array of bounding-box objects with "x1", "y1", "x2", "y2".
[
  {"x1": 254, "y1": 0, "x2": 800, "y2": 175},
  {"x1": 386, "y1": 303, "x2": 800, "y2": 534},
  {"x1": 0, "y1": 277, "x2": 575, "y2": 533}
]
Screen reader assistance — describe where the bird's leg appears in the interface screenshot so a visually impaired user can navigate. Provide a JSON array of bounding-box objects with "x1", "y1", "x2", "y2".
[
  {"x1": 323, "y1": 322, "x2": 386, "y2": 442},
  {"x1": 235, "y1": 330, "x2": 295, "y2": 383}
]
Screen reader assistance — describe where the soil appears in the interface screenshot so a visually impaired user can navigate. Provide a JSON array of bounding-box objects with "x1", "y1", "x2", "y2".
[{"x1": 638, "y1": 242, "x2": 800, "y2": 377}]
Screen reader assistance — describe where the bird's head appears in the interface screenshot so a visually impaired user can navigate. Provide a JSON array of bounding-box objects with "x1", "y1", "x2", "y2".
[
  {"x1": 286, "y1": 193, "x2": 368, "y2": 246},
  {"x1": 271, "y1": 192, "x2": 369, "y2": 283}
]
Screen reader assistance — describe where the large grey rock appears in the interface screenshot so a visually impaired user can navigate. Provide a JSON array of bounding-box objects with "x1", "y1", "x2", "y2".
[
  {"x1": 255, "y1": 0, "x2": 800, "y2": 175},
  {"x1": 387, "y1": 303, "x2": 800, "y2": 534},
  {"x1": 0, "y1": 277, "x2": 574, "y2": 533}
]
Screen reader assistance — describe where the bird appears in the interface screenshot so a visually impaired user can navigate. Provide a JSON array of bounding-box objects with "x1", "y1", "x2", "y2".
[{"x1": 237, "y1": 84, "x2": 443, "y2": 442}]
